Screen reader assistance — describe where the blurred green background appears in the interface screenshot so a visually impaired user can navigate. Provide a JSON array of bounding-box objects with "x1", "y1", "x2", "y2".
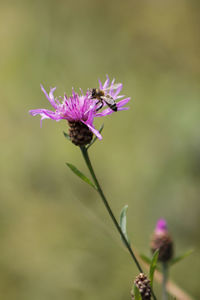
[{"x1": 0, "y1": 0, "x2": 200, "y2": 299}]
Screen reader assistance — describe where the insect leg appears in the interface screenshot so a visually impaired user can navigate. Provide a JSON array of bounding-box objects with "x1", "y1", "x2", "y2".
[{"x1": 95, "y1": 100, "x2": 103, "y2": 111}]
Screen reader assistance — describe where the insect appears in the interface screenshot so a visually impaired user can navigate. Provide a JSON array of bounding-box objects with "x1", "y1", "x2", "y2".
[{"x1": 90, "y1": 84, "x2": 121, "y2": 112}]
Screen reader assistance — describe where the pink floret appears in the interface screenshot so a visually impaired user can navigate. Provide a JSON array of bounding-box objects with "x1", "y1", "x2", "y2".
[
  {"x1": 29, "y1": 76, "x2": 131, "y2": 140},
  {"x1": 155, "y1": 219, "x2": 168, "y2": 234}
]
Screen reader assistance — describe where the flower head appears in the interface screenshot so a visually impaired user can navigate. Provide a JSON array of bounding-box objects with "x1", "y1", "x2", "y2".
[
  {"x1": 151, "y1": 219, "x2": 173, "y2": 262},
  {"x1": 29, "y1": 76, "x2": 130, "y2": 145},
  {"x1": 131, "y1": 273, "x2": 151, "y2": 300},
  {"x1": 29, "y1": 85, "x2": 102, "y2": 140}
]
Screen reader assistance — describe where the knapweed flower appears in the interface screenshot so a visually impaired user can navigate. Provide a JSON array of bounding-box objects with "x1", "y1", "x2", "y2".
[
  {"x1": 29, "y1": 76, "x2": 130, "y2": 146},
  {"x1": 131, "y1": 273, "x2": 151, "y2": 300},
  {"x1": 150, "y1": 219, "x2": 173, "y2": 262}
]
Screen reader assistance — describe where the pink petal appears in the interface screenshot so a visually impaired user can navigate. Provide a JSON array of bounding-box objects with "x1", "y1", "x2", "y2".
[
  {"x1": 40, "y1": 85, "x2": 57, "y2": 109},
  {"x1": 98, "y1": 79, "x2": 103, "y2": 90},
  {"x1": 117, "y1": 97, "x2": 131, "y2": 107},
  {"x1": 112, "y1": 84, "x2": 123, "y2": 98},
  {"x1": 82, "y1": 122, "x2": 102, "y2": 140},
  {"x1": 103, "y1": 75, "x2": 110, "y2": 89},
  {"x1": 95, "y1": 108, "x2": 114, "y2": 117}
]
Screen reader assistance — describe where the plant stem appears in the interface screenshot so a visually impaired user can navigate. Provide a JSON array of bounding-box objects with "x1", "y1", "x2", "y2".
[
  {"x1": 80, "y1": 146, "x2": 157, "y2": 300},
  {"x1": 162, "y1": 263, "x2": 168, "y2": 300}
]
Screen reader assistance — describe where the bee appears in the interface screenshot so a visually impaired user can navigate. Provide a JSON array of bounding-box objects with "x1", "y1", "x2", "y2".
[{"x1": 90, "y1": 84, "x2": 121, "y2": 112}]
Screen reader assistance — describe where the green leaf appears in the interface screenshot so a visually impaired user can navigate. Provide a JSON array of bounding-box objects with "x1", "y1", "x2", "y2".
[
  {"x1": 119, "y1": 205, "x2": 130, "y2": 244},
  {"x1": 140, "y1": 254, "x2": 162, "y2": 273},
  {"x1": 149, "y1": 249, "x2": 159, "y2": 287},
  {"x1": 133, "y1": 284, "x2": 142, "y2": 300},
  {"x1": 86, "y1": 124, "x2": 104, "y2": 149},
  {"x1": 170, "y1": 249, "x2": 194, "y2": 266},
  {"x1": 140, "y1": 254, "x2": 152, "y2": 265},
  {"x1": 63, "y1": 131, "x2": 70, "y2": 141},
  {"x1": 66, "y1": 163, "x2": 96, "y2": 189}
]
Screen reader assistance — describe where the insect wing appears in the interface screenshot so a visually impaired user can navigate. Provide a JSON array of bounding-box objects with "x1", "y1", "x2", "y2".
[
  {"x1": 101, "y1": 96, "x2": 116, "y2": 106},
  {"x1": 103, "y1": 83, "x2": 122, "y2": 92}
]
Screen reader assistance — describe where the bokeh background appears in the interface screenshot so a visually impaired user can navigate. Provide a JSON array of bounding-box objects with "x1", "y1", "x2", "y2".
[{"x1": 1, "y1": 0, "x2": 200, "y2": 299}]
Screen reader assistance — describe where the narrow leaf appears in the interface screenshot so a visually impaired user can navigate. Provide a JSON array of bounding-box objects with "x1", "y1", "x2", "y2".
[
  {"x1": 119, "y1": 205, "x2": 130, "y2": 244},
  {"x1": 63, "y1": 131, "x2": 70, "y2": 141},
  {"x1": 133, "y1": 284, "x2": 142, "y2": 300},
  {"x1": 66, "y1": 163, "x2": 96, "y2": 189},
  {"x1": 170, "y1": 249, "x2": 194, "y2": 266},
  {"x1": 149, "y1": 249, "x2": 159, "y2": 287},
  {"x1": 140, "y1": 254, "x2": 152, "y2": 265},
  {"x1": 86, "y1": 124, "x2": 104, "y2": 149}
]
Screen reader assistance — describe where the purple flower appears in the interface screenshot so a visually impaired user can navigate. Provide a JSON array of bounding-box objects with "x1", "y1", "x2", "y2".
[
  {"x1": 29, "y1": 85, "x2": 103, "y2": 139},
  {"x1": 155, "y1": 219, "x2": 168, "y2": 234},
  {"x1": 29, "y1": 76, "x2": 130, "y2": 140}
]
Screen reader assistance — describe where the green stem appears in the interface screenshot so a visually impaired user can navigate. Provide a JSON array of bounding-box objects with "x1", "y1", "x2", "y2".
[
  {"x1": 162, "y1": 263, "x2": 168, "y2": 300},
  {"x1": 80, "y1": 146, "x2": 157, "y2": 300}
]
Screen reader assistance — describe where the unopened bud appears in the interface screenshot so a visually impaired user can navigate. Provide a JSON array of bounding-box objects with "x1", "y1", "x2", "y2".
[{"x1": 150, "y1": 219, "x2": 173, "y2": 262}]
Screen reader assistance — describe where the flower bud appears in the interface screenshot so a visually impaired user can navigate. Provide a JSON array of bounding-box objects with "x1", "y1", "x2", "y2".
[
  {"x1": 150, "y1": 219, "x2": 173, "y2": 262},
  {"x1": 131, "y1": 273, "x2": 151, "y2": 300}
]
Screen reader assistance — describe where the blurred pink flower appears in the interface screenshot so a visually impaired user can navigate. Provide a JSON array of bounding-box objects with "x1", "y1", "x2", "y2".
[{"x1": 155, "y1": 219, "x2": 168, "y2": 234}]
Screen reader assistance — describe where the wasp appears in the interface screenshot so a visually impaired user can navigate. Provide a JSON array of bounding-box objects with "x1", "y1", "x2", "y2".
[{"x1": 90, "y1": 84, "x2": 121, "y2": 112}]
